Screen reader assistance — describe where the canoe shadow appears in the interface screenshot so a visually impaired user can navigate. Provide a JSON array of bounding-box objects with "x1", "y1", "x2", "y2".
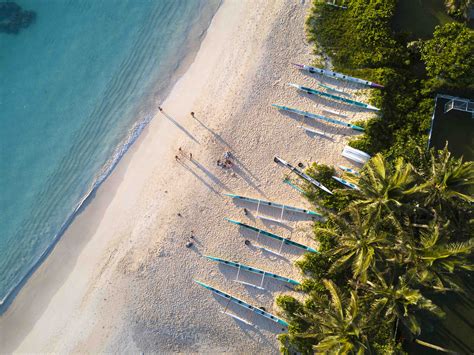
[
  {"x1": 276, "y1": 108, "x2": 359, "y2": 138},
  {"x1": 211, "y1": 293, "x2": 289, "y2": 336}
]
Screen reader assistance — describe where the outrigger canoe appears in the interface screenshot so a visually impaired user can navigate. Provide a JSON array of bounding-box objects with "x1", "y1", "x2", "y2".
[
  {"x1": 292, "y1": 63, "x2": 384, "y2": 89},
  {"x1": 272, "y1": 104, "x2": 364, "y2": 132},
  {"x1": 194, "y1": 280, "x2": 289, "y2": 327},
  {"x1": 289, "y1": 83, "x2": 380, "y2": 111},
  {"x1": 204, "y1": 255, "x2": 300, "y2": 287},
  {"x1": 274, "y1": 156, "x2": 333, "y2": 195},
  {"x1": 225, "y1": 218, "x2": 318, "y2": 253},
  {"x1": 224, "y1": 193, "x2": 321, "y2": 217}
]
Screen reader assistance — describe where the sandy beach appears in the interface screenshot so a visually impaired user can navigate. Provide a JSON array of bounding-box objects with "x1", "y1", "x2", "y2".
[{"x1": 0, "y1": 0, "x2": 376, "y2": 352}]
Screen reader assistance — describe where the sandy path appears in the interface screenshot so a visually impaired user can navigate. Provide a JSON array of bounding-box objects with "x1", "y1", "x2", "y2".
[{"x1": 0, "y1": 0, "x2": 376, "y2": 353}]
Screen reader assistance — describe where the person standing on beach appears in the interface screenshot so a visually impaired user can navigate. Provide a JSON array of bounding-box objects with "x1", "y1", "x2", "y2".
[{"x1": 190, "y1": 112, "x2": 195, "y2": 118}]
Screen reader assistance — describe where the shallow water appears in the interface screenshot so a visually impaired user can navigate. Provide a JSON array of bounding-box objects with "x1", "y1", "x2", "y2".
[{"x1": 0, "y1": 0, "x2": 220, "y2": 308}]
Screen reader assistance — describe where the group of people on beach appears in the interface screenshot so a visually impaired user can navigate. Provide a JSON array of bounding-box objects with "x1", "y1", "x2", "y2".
[{"x1": 217, "y1": 151, "x2": 233, "y2": 169}]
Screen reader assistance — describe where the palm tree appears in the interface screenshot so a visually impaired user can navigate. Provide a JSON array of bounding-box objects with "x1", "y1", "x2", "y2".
[
  {"x1": 348, "y1": 153, "x2": 416, "y2": 219},
  {"x1": 412, "y1": 145, "x2": 474, "y2": 213},
  {"x1": 295, "y1": 279, "x2": 372, "y2": 354},
  {"x1": 405, "y1": 221, "x2": 474, "y2": 292},
  {"x1": 316, "y1": 208, "x2": 391, "y2": 282},
  {"x1": 366, "y1": 274, "x2": 444, "y2": 337}
]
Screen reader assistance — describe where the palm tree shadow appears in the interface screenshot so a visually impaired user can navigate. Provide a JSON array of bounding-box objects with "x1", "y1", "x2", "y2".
[{"x1": 161, "y1": 111, "x2": 200, "y2": 144}]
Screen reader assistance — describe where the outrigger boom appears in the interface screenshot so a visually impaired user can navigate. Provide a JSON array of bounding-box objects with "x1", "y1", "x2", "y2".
[
  {"x1": 225, "y1": 218, "x2": 318, "y2": 254},
  {"x1": 274, "y1": 156, "x2": 333, "y2": 195},
  {"x1": 292, "y1": 63, "x2": 384, "y2": 89},
  {"x1": 289, "y1": 83, "x2": 380, "y2": 111},
  {"x1": 194, "y1": 280, "x2": 288, "y2": 327},
  {"x1": 205, "y1": 255, "x2": 300, "y2": 289},
  {"x1": 224, "y1": 193, "x2": 321, "y2": 220},
  {"x1": 272, "y1": 104, "x2": 364, "y2": 132}
]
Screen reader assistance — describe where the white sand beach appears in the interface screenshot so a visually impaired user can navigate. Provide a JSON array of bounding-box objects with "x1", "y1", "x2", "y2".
[{"x1": 0, "y1": 0, "x2": 376, "y2": 352}]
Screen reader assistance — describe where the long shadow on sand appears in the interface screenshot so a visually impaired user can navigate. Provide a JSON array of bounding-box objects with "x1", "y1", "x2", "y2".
[
  {"x1": 193, "y1": 114, "x2": 261, "y2": 185},
  {"x1": 178, "y1": 160, "x2": 219, "y2": 194},
  {"x1": 161, "y1": 111, "x2": 200, "y2": 144},
  {"x1": 189, "y1": 159, "x2": 230, "y2": 192}
]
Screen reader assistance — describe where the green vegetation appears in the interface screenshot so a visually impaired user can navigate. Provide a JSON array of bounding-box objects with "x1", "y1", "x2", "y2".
[
  {"x1": 421, "y1": 22, "x2": 474, "y2": 88},
  {"x1": 278, "y1": 150, "x2": 473, "y2": 353},
  {"x1": 444, "y1": 0, "x2": 473, "y2": 21},
  {"x1": 276, "y1": 1, "x2": 474, "y2": 353}
]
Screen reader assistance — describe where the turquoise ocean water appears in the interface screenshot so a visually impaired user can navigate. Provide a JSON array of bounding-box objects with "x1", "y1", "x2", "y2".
[{"x1": 0, "y1": 0, "x2": 220, "y2": 309}]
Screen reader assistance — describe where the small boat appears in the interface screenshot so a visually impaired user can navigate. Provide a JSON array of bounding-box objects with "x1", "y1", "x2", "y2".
[
  {"x1": 289, "y1": 83, "x2": 380, "y2": 111},
  {"x1": 225, "y1": 218, "x2": 318, "y2": 254},
  {"x1": 225, "y1": 193, "x2": 321, "y2": 218},
  {"x1": 332, "y1": 176, "x2": 360, "y2": 190},
  {"x1": 205, "y1": 255, "x2": 300, "y2": 289},
  {"x1": 292, "y1": 63, "x2": 384, "y2": 89},
  {"x1": 342, "y1": 146, "x2": 371, "y2": 164},
  {"x1": 194, "y1": 280, "x2": 288, "y2": 327},
  {"x1": 274, "y1": 156, "x2": 333, "y2": 195},
  {"x1": 339, "y1": 165, "x2": 360, "y2": 176},
  {"x1": 272, "y1": 103, "x2": 364, "y2": 132}
]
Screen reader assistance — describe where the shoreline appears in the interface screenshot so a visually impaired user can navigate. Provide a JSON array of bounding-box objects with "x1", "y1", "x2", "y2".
[
  {"x1": 0, "y1": 0, "x2": 375, "y2": 352},
  {"x1": 0, "y1": 1, "x2": 221, "y2": 313}
]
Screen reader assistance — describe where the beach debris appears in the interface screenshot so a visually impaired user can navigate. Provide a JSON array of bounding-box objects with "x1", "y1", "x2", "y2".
[{"x1": 186, "y1": 241, "x2": 193, "y2": 248}]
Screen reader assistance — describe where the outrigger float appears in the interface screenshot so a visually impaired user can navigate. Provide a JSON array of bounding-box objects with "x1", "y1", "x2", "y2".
[
  {"x1": 283, "y1": 178, "x2": 305, "y2": 194},
  {"x1": 225, "y1": 218, "x2": 318, "y2": 255},
  {"x1": 224, "y1": 193, "x2": 321, "y2": 222},
  {"x1": 194, "y1": 280, "x2": 288, "y2": 327},
  {"x1": 272, "y1": 104, "x2": 364, "y2": 132},
  {"x1": 332, "y1": 176, "x2": 360, "y2": 190},
  {"x1": 322, "y1": 107, "x2": 348, "y2": 118},
  {"x1": 204, "y1": 255, "x2": 300, "y2": 289},
  {"x1": 298, "y1": 125, "x2": 333, "y2": 139},
  {"x1": 292, "y1": 63, "x2": 384, "y2": 89},
  {"x1": 289, "y1": 83, "x2": 380, "y2": 111},
  {"x1": 274, "y1": 156, "x2": 333, "y2": 195}
]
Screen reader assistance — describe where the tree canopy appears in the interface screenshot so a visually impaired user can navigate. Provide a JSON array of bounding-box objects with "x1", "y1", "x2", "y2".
[{"x1": 421, "y1": 22, "x2": 474, "y2": 88}]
